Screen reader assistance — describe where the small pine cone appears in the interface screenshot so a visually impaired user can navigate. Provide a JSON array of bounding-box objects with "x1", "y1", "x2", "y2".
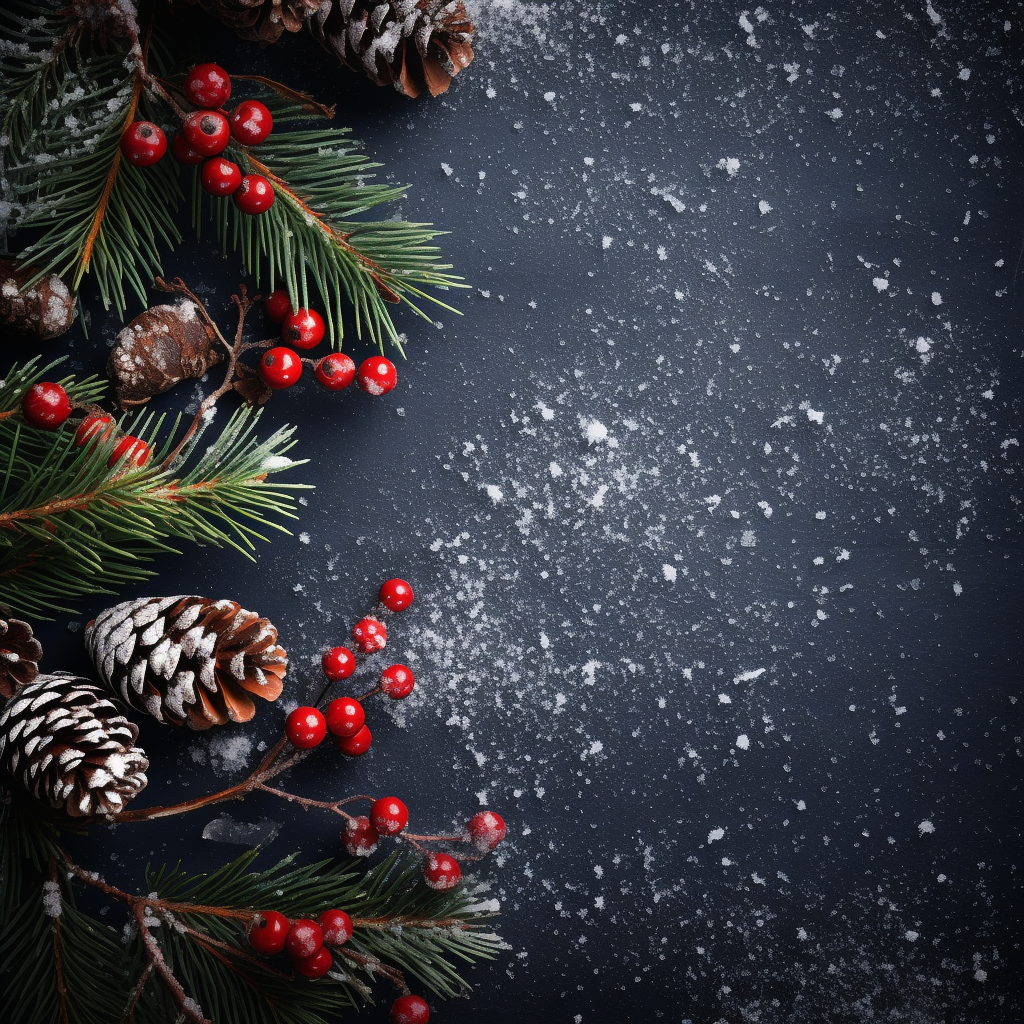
[
  {"x1": 0, "y1": 616, "x2": 43, "y2": 699},
  {"x1": 188, "y1": 0, "x2": 327, "y2": 43},
  {"x1": 107, "y1": 300, "x2": 222, "y2": 408},
  {"x1": 0, "y1": 672, "x2": 149, "y2": 818},
  {"x1": 311, "y1": 0, "x2": 475, "y2": 98},
  {"x1": 0, "y1": 258, "x2": 76, "y2": 344},
  {"x1": 85, "y1": 597, "x2": 287, "y2": 730}
]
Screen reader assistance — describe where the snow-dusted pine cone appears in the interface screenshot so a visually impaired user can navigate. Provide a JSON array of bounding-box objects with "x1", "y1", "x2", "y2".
[
  {"x1": 85, "y1": 597, "x2": 287, "y2": 730},
  {"x1": 0, "y1": 615, "x2": 43, "y2": 699},
  {"x1": 0, "y1": 672, "x2": 149, "y2": 817},
  {"x1": 311, "y1": 0, "x2": 475, "y2": 98}
]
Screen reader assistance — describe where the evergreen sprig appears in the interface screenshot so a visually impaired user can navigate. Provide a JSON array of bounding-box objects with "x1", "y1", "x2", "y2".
[
  {"x1": 0, "y1": 795, "x2": 503, "y2": 1024},
  {"x1": 0, "y1": 0, "x2": 465, "y2": 348},
  {"x1": 0, "y1": 358, "x2": 306, "y2": 619}
]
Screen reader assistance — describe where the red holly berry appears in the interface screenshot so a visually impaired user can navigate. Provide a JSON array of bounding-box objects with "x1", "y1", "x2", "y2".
[
  {"x1": 259, "y1": 346, "x2": 302, "y2": 389},
  {"x1": 326, "y1": 697, "x2": 365, "y2": 739},
  {"x1": 318, "y1": 908, "x2": 353, "y2": 946},
  {"x1": 281, "y1": 309, "x2": 325, "y2": 350},
  {"x1": 293, "y1": 945, "x2": 333, "y2": 978},
  {"x1": 234, "y1": 174, "x2": 275, "y2": 214},
  {"x1": 248, "y1": 910, "x2": 289, "y2": 955},
  {"x1": 285, "y1": 706, "x2": 327, "y2": 749},
  {"x1": 352, "y1": 617, "x2": 387, "y2": 654},
  {"x1": 285, "y1": 918, "x2": 323, "y2": 960},
  {"x1": 321, "y1": 646, "x2": 356, "y2": 681},
  {"x1": 22, "y1": 382, "x2": 71, "y2": 430},
  {"x1": 357, "y1": 357, "x2": 398, "y2": 396},
  {"x1": 264, "y1": 288, "x2": 292, "y2": 324},
  {"x1": 183, "y1": 62, "x2": 232, "y2": 109},
  {"x1": 380, "y1": 664, "x2": 414, "y2": 701},
  {"x1": 171, "y1": 132, "x2": 205, "y2": 165},
  {"x1": 107, "y1": 435, "x2": 150, "y2": 470},
  {"x1": 379, "y1": 578, "x2": 414, "y2": 612},
  {"x1": 370, "y1": 796, "x2": 408, "y2": 836},
  {"x1": 336, "y1": 724, "x2": 372, "y2": 757},
  {"x1": 390, "y1": 994, "x2": 431, "y2": 1024},
  {"x1": 343, "y1": 815, "x2": 380, "y2": 856},
  {"x1": 181, "y1": 109, "x2": 231, "y2": 156},
  {"x1": 75, "y1": 414, "x2": 114, "y2": 447},
  {"x1": 314, "y1": 353, "x2": 356, "y2": 391},
  {"x1": 466, "y1": 811, "x2": 506, "y2": 852},
  {"x1": 229, "y1": 99, "x2": 274, "y2": 146},
  {"x1": 120, "y1": 121, "x2": 167, "y2": 166},
  {"x1": 200, "y1": 156, "x2": 242, "y2": 196},
  {"x1": 422, "y1": 853, "x2": 462, "y2": 891}
]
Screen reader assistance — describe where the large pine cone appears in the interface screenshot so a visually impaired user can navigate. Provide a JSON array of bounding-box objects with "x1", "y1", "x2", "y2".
[
  {"x1": 188, "y1": 0, "x2": 328, "y2": 43},
  {"x1": 0, "y1": 673, "x2": 149, "y2": 817},
  {"x1": 310, "y1": 0, "x2": 475, "y2": 97},
  {"x1": 85, "y1": 597, "x2": 287, "y2": 730},
  {"x1": 0, "y1": 616, "x2": 43, "y2": 699}
]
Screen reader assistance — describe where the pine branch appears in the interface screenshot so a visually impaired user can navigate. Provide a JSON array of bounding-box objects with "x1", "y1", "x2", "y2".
[{"x1": 0, "y1": 358, "x2": 307, "y2": 619}]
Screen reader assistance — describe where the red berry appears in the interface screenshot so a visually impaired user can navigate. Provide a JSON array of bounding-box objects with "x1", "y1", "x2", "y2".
[
  {"x1": 171, "y1": 132, "x2": 205, "y2": 165},
  {"x1": 380, "y1": 664, "x2": 414, "y2": 701},
  {"x1": 379, "y1": 578, "x2": 414, "y2": 612},
  {"x1": 259, "y1": 346, "x2": 302, "y2": 389},
  {"x1": 336, "y1": 724, "x2": 372, "y2": 757},
  {"x1": 107, "y1": 435, "x2": 150, "y2": 470},
  {"x1": 466, "y1": 811, "x2": 506, "y2": 852},
  {"x1": 120, "y1": 121, "x2": 167, "y2": 166},
  {"x1": 183, "y1": 62, "x2": 232, "y2": 109},
  {"x1": 201, "y1": 156, "x2": 242, "y2": 196},
  {"x1": 352, "y1": 617, "x2": 387, "y2": 654},
  {"x1": 22, "y1": 382, "x2": 71, "y2": 430},
  {"x1": 264, "y1": 288, "x2": 292, "y2": 323},
  {"x1": 74, "y1": 414, "x2": 114, "y2": 447},
  {"x1": 294, "y1": 945, "x2": 333, "y2": 978},
  {"x1": 281, "y1": 309, "x2": 325, "y2": 350},
  {"x1": 391, "y1": 994, "x2": 430, "y2": 1024},
  {"x1": 343, "y1": 815, "x2": 379, "y2": 856},
  {"x1": 285, "y1": 918, "x2": 323, "y2": 960},
  {"x1": 229, "y1": 99, "x2": 274, "y2": 146},
  {"x1": 318, "y1": 908, "x2": 353, "y2": 946},
  {"x1": 314, "y1": 353, "x2": 356, "y2": 391},
  {"x1": 321, "y1": 646, "x2": 356, "y2": 681},
  {"x1": 357, "y1": 356, "x2": 398, "y2": 396},
  {"x1": 285, "y1": 706, "x2": 327, "y2": 749},
  {"x1": 248, "y1": 910, "x2": 289, "y2": 955},
  {"x1": 422, "y1": 853, "x2": 461, "y2": 891},
  {"x1": 181, "y1": 109, "x2": 230, "y2": 156},
  {"x1": 370, "y1": 796, "x2": 408, "y2": 836},
  {"x1": 234, "y1": 174, "x2": 275, "y2": 214},
  {"x1": 326, "y1": 697, "x2": 365, "y2": 739}
]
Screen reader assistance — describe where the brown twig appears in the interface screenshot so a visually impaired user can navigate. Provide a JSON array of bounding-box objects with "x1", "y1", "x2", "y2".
[
  {"x1": 134, "y1": 903, "x2": 211, "y2": 1024},
  {"x1": 48, "y1": 858, "x2": 70, "y2": 1024}
]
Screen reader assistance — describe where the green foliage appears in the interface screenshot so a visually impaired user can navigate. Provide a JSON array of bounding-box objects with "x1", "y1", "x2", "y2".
[
  {"x1": 0, "y1": 358, "x2": 306, "y2": 619},
  {"x1": 0, "y1": 1, "x2": 465, "y2": 346}
]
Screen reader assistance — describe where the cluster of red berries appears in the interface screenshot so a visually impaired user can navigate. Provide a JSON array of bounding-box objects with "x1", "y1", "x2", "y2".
[
  {"x1": 20, "y1": 383, "x2": 150, "y2": 469},
  {"x1": 119, "y1": 63, "x2": 276, "y2": 215},
  {"x1": 258, "y1": 289, "x2": 399, "y2": 395},
  {"x1": 247, "y1": 905, "x2": 353, "y2": 978},
  {"x1": 284, "y1": 579, "x2": 414, "y2": 757}
]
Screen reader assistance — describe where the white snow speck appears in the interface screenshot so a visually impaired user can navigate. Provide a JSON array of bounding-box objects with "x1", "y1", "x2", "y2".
[
  {"x1": 483, "y1": 484, "x2": 504, "y2": 504},
  {"x1": 931, "y1": 291, "x2": 943, "y2": 305},
  {"x1": 805, "y1": 407, "x2": 825, "y2": 424},
  {"x1": 873, "y1": 277, "x2": 889, "y2": 292},
  {"x1": 582, "y1": 418, "x2": 609, "y2": 445},
  {"x1": 662, "y1": 564, "x2": 677, "y2": 582},
  {"x1": 736, "y1": 734, "x2": 750, "y2": 750},
  {"x1": 549, "y1": 462, "x2": 563, "y2": 478},
  {"x1": 707, "y1": 827, "x2": 725, "y2": 843},
  {"x1": 717, "y1": 157, "x2": 741, "y2": 177},
  {"x1": 827, "y1": 107, "x2": 844, "y2": 119},
  {"x1": 543, "y1": 91, "x2": 556, "y2": 102},
  {"x1": 602, "y1": 235, "x2": 613, "y2": 249},
  {"x1": 758, "y1": 199, "x2": 772, "y2": 216},
  {"x1": 734, "y1": 668, "x2": 766, "y2": 683},
  {"x1": 918, "y1": 819, "x2": 935, "y2": 835}
]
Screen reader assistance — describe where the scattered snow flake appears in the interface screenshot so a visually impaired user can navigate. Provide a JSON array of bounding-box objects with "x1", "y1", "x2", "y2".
[
  {"x1": 662, "y1": 564, "x2": 677, "y2": 583},
  {"x1": 736, "y1": 734, "x2": 750, "y2": 750},
  {"x1": 826, "y1": 107, "x2": 844, "y2": 119},
  {"x1": 549, "y1": 461, "x2": 563, "y2": 478},
  {"x1": 873, "y1": 277, "x2": 889, "y2": 292},
  {"x1": 959, "y1": 68, "x2": 971, "y2": 80},
  {"x1": 441, "y1": 162, "x2": 453, "y2": 176},
  {"x1": 758, "y1": 501, "x2": 773, "y2": 518},
  {"x1": 707, "y1": 827, "x2": 725, "y2": 843},
  {"x1": 918, "y1": 819, "x2": 936, "y2": 835},
  {"x1": 931, "y1": 291, "x2": 943, "y2": 305},
  {"x1": 602, "y1": 235, "x2": 613, "y2": 249},
  {"x1": 905, "y1": 930, "x2": 919, "y2": 942},
  {"x1": 482, "y1": 484, "x2": 503, "y2": 504},
  {"x1": 582, "y1": 418, "x2": 609, "y2": 445},
  {"x1": 805, "y1": 407, "x2": 825, "y2": 424},
  {"x1": 716, "y1": 157, "x2": 741, "y2": 177},
  {"x1": 734, "y1": 668, "x2": 766, "y2": 683},
  {"x1": 740, "y1": 531, "x2": 756, "y2": 547},
  {"x1": 974, "y1": 969, "x2": 988, "y2": 982},
  {"x1": 758, "y1": 199, "x2": 772, "y2": 216},
  {"x1": 953, "y1": 581, "x2": 963, "y2": 596},
  {"x1": 543, "y1": 91, "x2": 556, "y2": 102}
]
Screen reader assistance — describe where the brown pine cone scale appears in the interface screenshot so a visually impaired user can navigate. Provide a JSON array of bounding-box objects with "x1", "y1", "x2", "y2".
[
  {"x1": 0, "y1": 616, "x2": 43, "y2": 698},
  {"x1": 85, "y1": 597, "x2": 287, "y2": 730}
]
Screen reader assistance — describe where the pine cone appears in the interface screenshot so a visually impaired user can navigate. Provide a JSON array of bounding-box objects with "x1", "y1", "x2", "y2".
[
  {"x1": 85, "y1": 597, "x2": 287, "y2": 730},
  {"x1": 0, "y1": 616, "x2": 43, "y2": 699},
  {"x1": 107, "y1": 300, "x2": 222, "y2": 408},
  {"x1": 0, "y1": 258, "x2": 77, "y2": 344},
  {"x1": 188, "y1": 0, "x2": 328, "y2": 43},
  {"x1": 311, "y1": 0, "x2": 475, "y2": 98},
  {"x1": 0, "y1": 672, "x2": 149, "y2": 817}
]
